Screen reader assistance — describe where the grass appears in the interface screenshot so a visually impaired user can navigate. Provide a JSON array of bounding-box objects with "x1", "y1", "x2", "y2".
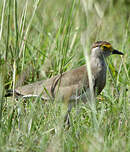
[{"x1": 0, "y1": 0, "x2": 130, "y2": 151}]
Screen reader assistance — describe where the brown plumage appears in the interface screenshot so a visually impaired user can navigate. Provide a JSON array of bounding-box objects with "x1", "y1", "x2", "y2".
[
  {"x1": 91, "y1": 41, "x2": 111, "y2": 49},
  {"x1": 15, "y1": 65, "x2": 89, "y2": 102},
  {"x1": 12, "y1": 41, "x2": 123, "y2": 125},
  {"x1": 15, "y1": 41, "x2": 123, "y2": 102}
]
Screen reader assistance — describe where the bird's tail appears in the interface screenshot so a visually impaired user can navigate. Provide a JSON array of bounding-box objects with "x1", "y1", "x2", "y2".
[
  {"x1": 5, "y1": 90, "x2": 21, "y2": 97},
  {"x1": 4, "y1": 89, "x2": 13, "y2": 97}
]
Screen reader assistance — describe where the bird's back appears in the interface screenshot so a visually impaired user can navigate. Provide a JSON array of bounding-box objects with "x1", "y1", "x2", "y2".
[{"x1": 15, "y1": 65, "x2": 89, "y2": 101}]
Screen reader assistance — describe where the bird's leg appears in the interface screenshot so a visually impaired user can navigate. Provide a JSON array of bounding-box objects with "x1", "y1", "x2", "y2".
[{"x1": 64, "y1": 102, "x2": 73, "y2": 128}]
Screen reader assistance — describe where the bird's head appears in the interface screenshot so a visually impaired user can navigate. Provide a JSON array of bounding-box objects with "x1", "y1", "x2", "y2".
[{"x1": 91, "y1": 41, "x2": 124, "y2": 58}]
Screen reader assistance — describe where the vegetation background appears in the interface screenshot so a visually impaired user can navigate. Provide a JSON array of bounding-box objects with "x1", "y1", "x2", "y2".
[{"x1": 0, "y1": 0, "x2": 129, "y2": 151}]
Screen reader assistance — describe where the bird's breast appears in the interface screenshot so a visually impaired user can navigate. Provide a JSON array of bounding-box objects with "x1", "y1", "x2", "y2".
[{"x1": 94, "y1": 65, "x2": 107, "y2": 95}]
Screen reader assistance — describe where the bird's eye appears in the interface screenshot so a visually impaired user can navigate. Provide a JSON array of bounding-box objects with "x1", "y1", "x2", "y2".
[{"x1": 103, "y1": 46, "x2": 107, "y2": 50}]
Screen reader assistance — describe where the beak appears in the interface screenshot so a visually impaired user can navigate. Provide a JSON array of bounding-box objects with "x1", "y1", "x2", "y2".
[{"x1": 112, "y1": 49, "x2": 124, "y2": 55}]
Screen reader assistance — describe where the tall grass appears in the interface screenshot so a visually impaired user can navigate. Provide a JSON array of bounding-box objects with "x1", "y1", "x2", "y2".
[{"x1": 0, "y1": 0, "x2": 129, "y2": 151}]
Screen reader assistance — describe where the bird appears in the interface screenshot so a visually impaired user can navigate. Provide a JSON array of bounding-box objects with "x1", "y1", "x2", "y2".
[{"x1": 7, "y1": 41, "x2": 124, "y2": 124}]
